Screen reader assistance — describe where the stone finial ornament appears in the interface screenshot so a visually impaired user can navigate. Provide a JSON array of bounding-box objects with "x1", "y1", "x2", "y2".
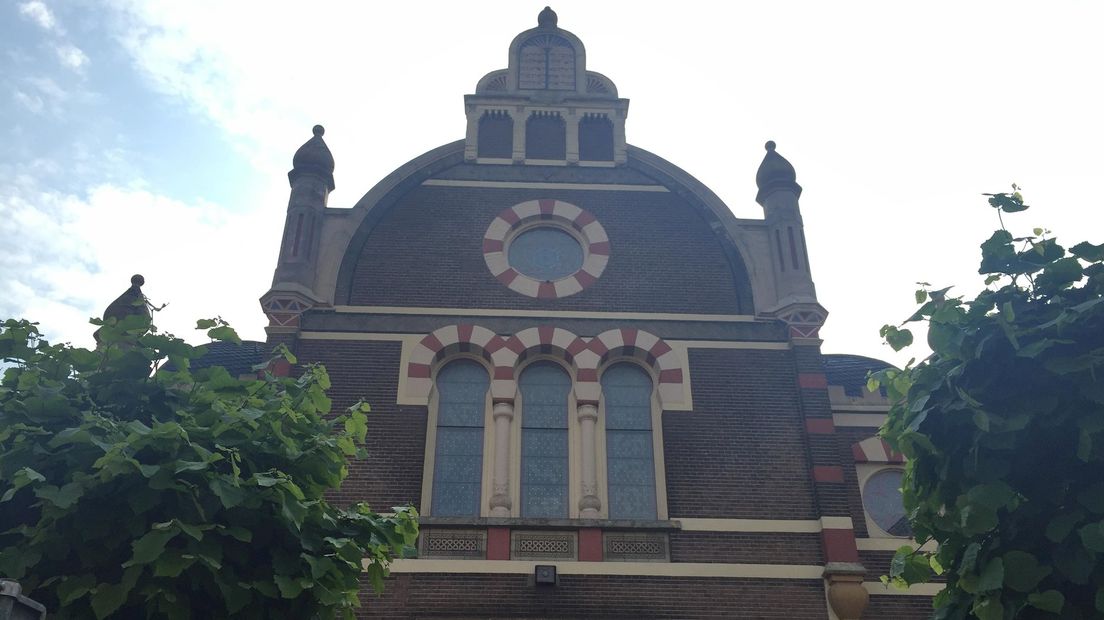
[
  {"x1": 289, "y1": 124, "x2": 336, "y2": 191},
  {"x1": 755, "y1": 140, "x2": 803, "y2": 205},
  {"x1": 93, "y1": 274, "x2": 152, "y2": 344},
  {"x1": 538, "y1": 6, "x2": 558, "y2": 28}
]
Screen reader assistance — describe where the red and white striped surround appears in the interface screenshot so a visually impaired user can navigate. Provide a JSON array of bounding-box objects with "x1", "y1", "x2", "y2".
[
  {"x1": 851, "y1": 436, "x2": 905, "y2": 464},
  {"x1": 403, "y1": 325, "x2": 687, "y2": 409},
  {"x1": 482, "y1": 199, "x2": 609, "y2": 298}
]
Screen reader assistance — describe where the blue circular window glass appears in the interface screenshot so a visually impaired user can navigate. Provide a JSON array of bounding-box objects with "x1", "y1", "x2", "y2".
[
  {"x1": 863, "y1": 469, "x2": 912, "y2": 537},
  {"x1": 508, "y1": 227, "x2": 584, "y2": 281}
]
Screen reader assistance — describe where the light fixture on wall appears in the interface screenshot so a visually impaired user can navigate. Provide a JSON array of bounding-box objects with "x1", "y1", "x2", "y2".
[{"x1": 534, "y1": 564, "x2": 557, "y2": 586}]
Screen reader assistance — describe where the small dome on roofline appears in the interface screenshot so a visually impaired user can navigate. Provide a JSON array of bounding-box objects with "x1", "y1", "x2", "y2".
[
  {"x1": 289, "y1": 125, "x2": 335, "y2": 190},
  {"x1": 755, "y1": 140, "x2": 802, "y2": 206}
]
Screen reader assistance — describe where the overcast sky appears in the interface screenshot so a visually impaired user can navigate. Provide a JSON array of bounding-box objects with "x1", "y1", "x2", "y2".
[{"x1": 2, "y1": 1, "x2": 1102, "y2": 366}]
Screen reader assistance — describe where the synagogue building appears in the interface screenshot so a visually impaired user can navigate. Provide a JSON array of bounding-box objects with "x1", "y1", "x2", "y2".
[{"x1": 248, "y1": 8, "x2": 934, "y2": 618}]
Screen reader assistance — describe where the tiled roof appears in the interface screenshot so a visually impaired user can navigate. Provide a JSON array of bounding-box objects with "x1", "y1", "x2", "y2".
[
  {"x1": 177, "y1": 340, "x2": 269, "y2": 377},
  {"x1": 822, "y1": 353, "x2": 895, "y2": 397}
]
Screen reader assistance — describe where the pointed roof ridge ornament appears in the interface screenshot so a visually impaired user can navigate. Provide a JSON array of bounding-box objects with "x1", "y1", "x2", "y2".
[
  {"x1": 289, "y1": 124, "x2": 335, "y2": 191},
  {"x1": 755, "y1": 140, "x2": 802, "y2": 206},
  {"x1": 538, "y1": 6, "x2": 558, "y2": 28}
]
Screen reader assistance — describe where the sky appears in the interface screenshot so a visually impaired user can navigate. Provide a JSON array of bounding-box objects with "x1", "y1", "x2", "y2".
[{"x1": 2, "y1": 1, "x2": 1102, "y2": 367}]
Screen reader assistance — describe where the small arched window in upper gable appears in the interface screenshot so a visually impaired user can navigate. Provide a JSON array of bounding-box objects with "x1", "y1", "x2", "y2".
[
  {"x1": 431, "y1": 359, "x2": 489, "y2": 517},
  {"x1": 525, "y1": 112, "x2": 566, "y2": 160},
  {"x1": 518, "y1": 34, "x2": 575, "y2": 91},
  {"x1": 579, "y1": 113, "x2": 614, "y2": 162},
  {"x1": 602, "y1": 363, "x2": 658, "y2": 520},
  {"x1": 477, "y1": 110, "x2": 513, "y2": 159}
]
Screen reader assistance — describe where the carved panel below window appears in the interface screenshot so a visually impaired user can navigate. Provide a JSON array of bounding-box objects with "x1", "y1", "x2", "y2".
[
  {"x1": 511, "y1": 530, "x2": 577, "y2": 561},
  {"x1": 603, "y1": 532, "x2": 669, "y2": 562},
  {"x1": 419, "y1": 528, "x2": 487, "y2": 559}
]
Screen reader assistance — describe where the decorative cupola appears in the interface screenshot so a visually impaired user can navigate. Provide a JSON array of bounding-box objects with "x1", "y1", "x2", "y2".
[
  {"x1": 289, "y1": 124, "x2": 335, "y2": 191},
  {"x1": 463, "y1": 7, "x2": 629, "y2": 166},
  {"x1": 755, "y1": 141, "x2": 826, "y2": 339},
  {"x1": 755, "y1": 141, "x2": 801, "y2": 206},
  {"x1": 260, "y1": 125, "x2": 334, "y2": 334}
]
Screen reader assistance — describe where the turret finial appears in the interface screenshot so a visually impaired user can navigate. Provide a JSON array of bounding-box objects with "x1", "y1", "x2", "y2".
[
  {"x1": 538, "y1": 6, "x2": 558, "y2": 28},
  {"x1": 289, "y1": 124, "x2": 335, "y2": 191},
  {"x1": 755, "y1": 140, "x2": 802, "y2": 206}
]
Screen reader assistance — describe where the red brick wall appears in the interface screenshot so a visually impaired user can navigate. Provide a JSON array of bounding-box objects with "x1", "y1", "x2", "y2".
[
  {"x1": 663, "y1": 348, "x2": 817, "y2": 519},
  {"x1": 837, "y1": 426, "x2": 879, "y2": 538},
  {"x1": 295, "y1": 339, "x2": 427, "y2": 510},
  {"x1": 359, "y1": 574, "x2": 828, "y2": 619},
  {"x1": 346, "y1": 185, "x2": 747, "y2": 314},
  {"x1": 669, "y1": 531, "x2": 822, "y2": 565},
  {"x1": 865, "y1": 594, "x2": 934, "y2": 619}
]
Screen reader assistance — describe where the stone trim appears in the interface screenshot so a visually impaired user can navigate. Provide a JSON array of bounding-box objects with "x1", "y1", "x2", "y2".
[
  {"x1": 864, "y1": 582, "x2": 943, "y2": 596},
  {"x1": 384, "y1": 559, "x2": 826, "y2": 579},
  {"x1": 401, "y1": 324, "x2": 688, "y2": 410},
  {"x1": 421, "y1": 179, "x2": 668, "y2": 192},
  {"x1": 482, "y1": 199, "x2": 608, "y2": 299},
  {"x1": 851, "y1": 436, "x2": 905, "y2": 464}
]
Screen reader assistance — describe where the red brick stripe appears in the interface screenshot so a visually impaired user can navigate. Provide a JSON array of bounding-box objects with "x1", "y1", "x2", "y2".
[
  {"x1": 821, "y1": 528, "x2": 859, "y2": 563},
  {"x1": 797, "y1": 373, "x2": 828, "y2": 389},
  {"x1": 812, "y1": 465, "x2": 845, "y2": 483},
  {"x1": 407, "y1": 363, "x2": 431, "y2": 379},
  {"x1": 421, "y1": 333, "x2": 443, "y2": 352},
  {"x1": 805, "y1": 418, "x2": 835, "y2": 434},
  {"x1": 539, "y1": 198, "x2": 556, "y2": 214}
]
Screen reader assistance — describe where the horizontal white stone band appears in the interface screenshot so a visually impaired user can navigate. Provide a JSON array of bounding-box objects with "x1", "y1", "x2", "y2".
[
  {"x1": 676, "y1": 517, "x2": 852, "y2": 533},
  {"x1": 422, "y1": 179, "x2": 670, "y2": 192},
  {"x1": 386, "y1": 559, "x2": 824, "y2": 579},
  {"x1": 332, "y1": 305, "x2": 757, "y2": 322},
  {"x1": 832, "y1": 412, "x2": 888, "y2": 427},
  {"x1": 864, "y1": 581, "x2": 944, "y2": 596}
]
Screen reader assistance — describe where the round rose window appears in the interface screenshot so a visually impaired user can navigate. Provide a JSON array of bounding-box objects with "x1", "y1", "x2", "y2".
[
  {"x1": 863, "y1": 469, "x2": 911, "y2": 537},
  {"x1": 483, "y1": 199, "x2": 609, "y2": 299},
  {"x1": 508, "y1": 227, "x2": 585, "y2": 281}
]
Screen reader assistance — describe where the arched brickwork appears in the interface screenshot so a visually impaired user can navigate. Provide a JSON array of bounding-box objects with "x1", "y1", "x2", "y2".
[
  {"x1": 587, "y1": 328, "x2": 687, "y2": 410},
  {"x1": 404, "y1": 324, "x2": 517, "y2": 403}
]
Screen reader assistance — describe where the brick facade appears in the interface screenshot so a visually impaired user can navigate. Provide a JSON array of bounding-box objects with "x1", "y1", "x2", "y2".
[{"x1": 255, "y1": 8, "x2": 933, "y2": 618}]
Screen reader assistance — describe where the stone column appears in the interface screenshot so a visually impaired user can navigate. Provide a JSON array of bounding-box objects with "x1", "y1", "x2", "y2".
[
  {"x1": 489, "y1": 401, "x2": 515, "y2": 516},
  {"x1": 577, "y1": 403, "x2": 601, "y2": 517},
  {"x1": 512, "y1": 108, "x2": 527, "y2": 162},
  {"x1": 464, "y1": 105, "x2": 480, "y2": 161},
  {"x1": 565, "y1": 111, "x2": 580, "y2": 164}
]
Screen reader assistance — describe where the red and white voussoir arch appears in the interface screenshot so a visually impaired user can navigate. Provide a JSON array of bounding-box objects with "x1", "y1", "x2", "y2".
[
  {"x1": 482, "y1": 199, "x2": 609, "y2": 298},
  {"x1": 403, "y1": 324, "x2": 689, "y2": 411}
]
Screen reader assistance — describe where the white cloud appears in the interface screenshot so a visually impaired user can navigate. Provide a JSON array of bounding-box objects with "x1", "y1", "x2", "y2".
[
  {"x1": 0, "y1": 176, "x2": 281, "y2": 348},
  {"x1": 11, "y1": 76, "x2": 69, "y2": 117},
  {"x1": 18, "y1": 1, "x2": 58, "y2": 32},
  {"x1": 54, "y1": 43, "x2": 89, "y2": 71},
  {"x1": 12, "y1": 90, "x2": 45, "y2": 115}
]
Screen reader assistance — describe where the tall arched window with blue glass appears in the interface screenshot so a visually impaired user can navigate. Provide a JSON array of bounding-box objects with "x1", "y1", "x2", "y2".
[
  {"x1": 430, "y1": 360, "x2": 489, "y2": 517},
  {"x1": 602, "y1": 363, "x2": 658, "y2": 520},
  {"x1": 519, "y1": 362, "x2": 571, "y2": 517}
]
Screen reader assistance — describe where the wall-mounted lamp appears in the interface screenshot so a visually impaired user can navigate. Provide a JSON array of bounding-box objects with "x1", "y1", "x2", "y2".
[{"x1": 534, "y1": 564, "x2": 557, "y2": 586}]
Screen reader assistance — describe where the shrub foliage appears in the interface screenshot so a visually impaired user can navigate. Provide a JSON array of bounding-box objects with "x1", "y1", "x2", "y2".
[
  {"x1": 0, "y1": 315, "x2": 417, "y2": 619},
  {"x1": 873, "y1": 189, "x2": 1104, "y2": 619}
]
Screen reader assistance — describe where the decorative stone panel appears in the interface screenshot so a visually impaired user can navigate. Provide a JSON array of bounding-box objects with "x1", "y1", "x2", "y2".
[
  {"x1": 603, "y1": 532, "x2": 669, "y2": 562},
  {"x1": 510, "y1": 530, "x2": 577, "y2": 561},
  {"x1": 418, "y1": 528, "x2": 487, "y2": 559}
]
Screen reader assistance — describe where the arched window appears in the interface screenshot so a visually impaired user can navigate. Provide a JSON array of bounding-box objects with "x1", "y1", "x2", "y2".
[
  {"x1": 430, "y1": 359, "x2": 489, "y2": 517},
  {"x1": 525, "y1": 112, "x2": 566, "y2": 160},
  {"x1": 602, "y1": 363, "x2": 657, "y2": 520},
  {"x1": 579, "y1": 114, "x2": 614, "y2": 161},
  {"x1": 519, "y1": 361, "x2": 571, "y2": 517},
  {"x1": 477, "y1": 110, "x2": 512, "y2": 159}
]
